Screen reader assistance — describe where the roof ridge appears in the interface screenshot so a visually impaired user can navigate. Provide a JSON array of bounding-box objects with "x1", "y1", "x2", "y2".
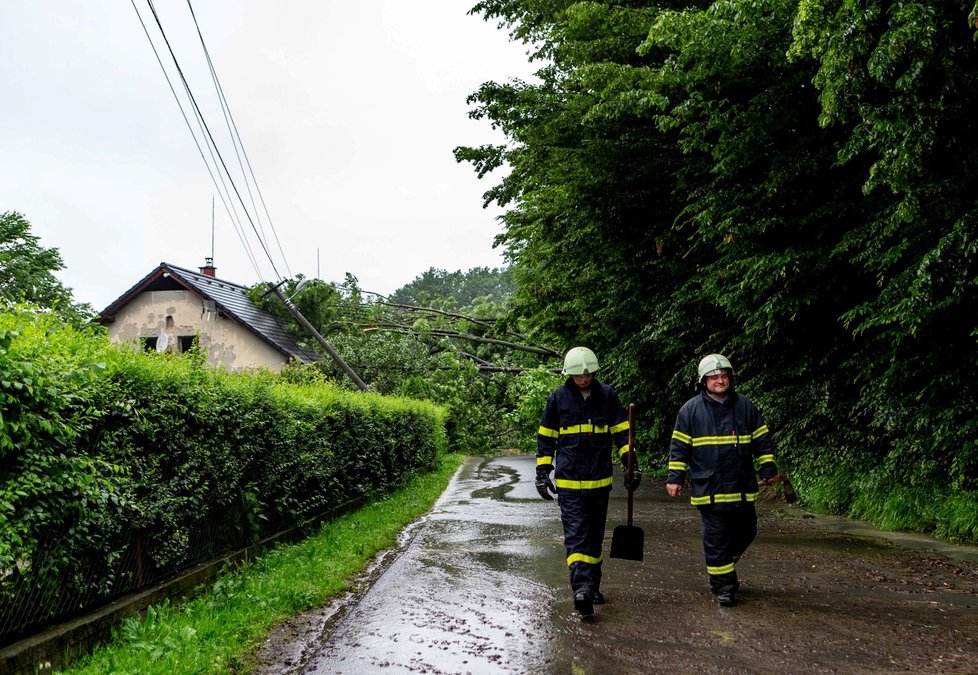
[
  {"x1": 100, "y1": 263, "x2": 318, "y2": 365},
  {"x1": 162, "y1": 261, "x2": 250, "y2": 291}
]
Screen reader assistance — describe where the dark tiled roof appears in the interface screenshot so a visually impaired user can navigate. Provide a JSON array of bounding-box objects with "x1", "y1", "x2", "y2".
[{"x1": 98, "y1": 262, "x2": 320, "y2": 364}]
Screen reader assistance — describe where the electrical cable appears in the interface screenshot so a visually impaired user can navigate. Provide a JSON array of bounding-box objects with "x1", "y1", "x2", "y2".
[
  {"x1": 129, "y1": 0, "x2": 264, "y2": 280},
  {"x1": 132, "y1": 0, "x2": 261, "y2": 277},
  {"x1": 185, "y1": 0, "x2": 293, "y2": 279},
  {"x1": 144, "y1": 0, "x2": 277, "y2": 280},
  {"x1": 142, "y1": 0, "x2": 283, "y2": 282}
]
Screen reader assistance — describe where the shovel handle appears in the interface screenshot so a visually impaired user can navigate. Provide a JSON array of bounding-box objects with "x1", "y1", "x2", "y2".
[{"x1": 627, "y1": 403, "x2": 636, "y2": 525}]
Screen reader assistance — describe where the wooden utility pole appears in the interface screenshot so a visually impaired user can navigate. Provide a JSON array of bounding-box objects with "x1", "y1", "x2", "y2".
[{"x1": 269, "y1": 283, "x2": 369, "y2": 392}]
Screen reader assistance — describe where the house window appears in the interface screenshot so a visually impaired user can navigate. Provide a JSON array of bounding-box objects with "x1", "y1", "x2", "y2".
[
  {"x1": 178, "y1": 335, "x2": 198, "y2": 353},
  {"x1": 142, "y1": 337, "x2": 158, "y2": 352}
]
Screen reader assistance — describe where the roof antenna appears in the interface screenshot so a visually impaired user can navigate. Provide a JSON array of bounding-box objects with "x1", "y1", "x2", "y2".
[
  {"x1": 199, "y1": 196, "x2": 217, "y2": 277},
  {"x1": 210, "y1": 195, "x2": 216, "y2": 262}
]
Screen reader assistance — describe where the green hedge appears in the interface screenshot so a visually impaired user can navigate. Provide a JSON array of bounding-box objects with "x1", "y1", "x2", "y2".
[{"x1": 0, "y1": 305, "x2": 446, "y2": 641}]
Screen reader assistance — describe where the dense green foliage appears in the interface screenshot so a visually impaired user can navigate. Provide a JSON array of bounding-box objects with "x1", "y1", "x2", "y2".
[
  {"x1": 0, "y1": 309, "x2": 118, "y2": 598},
  {"x1": 0, "y1": 212, "x2": 92, "y2": 323},
  {"x1": 0, "y1": 306, "x2": 446, "y2": 639},
  {"x1": 61, "y1": 454, "x2": 466, "y2": 675},
  {"x1": 460, "y1": 0, "x2": 978, "y2": 541},
  {"x1": 251, "y1": 269, "x2": 561, "y2": 455}
]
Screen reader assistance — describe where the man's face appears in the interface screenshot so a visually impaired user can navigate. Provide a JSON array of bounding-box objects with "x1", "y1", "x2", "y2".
[
  {"x1": 704, "y1": 370, "x2": 731, "y2": 399},
  {"x1": 572, "y1": 373, "x2": 593, "y2": 392}
]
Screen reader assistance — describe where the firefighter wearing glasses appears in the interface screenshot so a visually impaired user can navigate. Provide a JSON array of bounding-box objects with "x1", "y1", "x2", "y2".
[
  {"x1": 535, "y1": 347, "x2": 639, "y2": 617},
  {"x1": 666, "y1": 353, "x2": 778, "y2": 607}
]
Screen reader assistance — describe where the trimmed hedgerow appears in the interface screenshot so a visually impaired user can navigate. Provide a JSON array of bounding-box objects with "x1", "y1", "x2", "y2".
[{"x1": 0, "y1": 304, "x2": 446, "y2": 641}]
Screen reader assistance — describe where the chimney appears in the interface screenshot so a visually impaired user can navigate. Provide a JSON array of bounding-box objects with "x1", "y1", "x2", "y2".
[{"x1": 200, "y1": 257, "x2": 216, "y2": 277}]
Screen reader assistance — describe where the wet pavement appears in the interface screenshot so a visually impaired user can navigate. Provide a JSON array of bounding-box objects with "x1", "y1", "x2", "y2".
[{"x1": 252, "y1": 455, "x2": 978, "y2": 674}]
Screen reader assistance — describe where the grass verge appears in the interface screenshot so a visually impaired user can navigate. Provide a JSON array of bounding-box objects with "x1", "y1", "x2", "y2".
[{"x1": 61, "y1": 453, "x2": 466, "y2": 674}]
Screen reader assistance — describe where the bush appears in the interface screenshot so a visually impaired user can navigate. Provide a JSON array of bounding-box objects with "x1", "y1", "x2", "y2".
[
  {"x1": 0, "y1": 306, "x2": 117, "y2": 579},
  {"x1": 0, "y1": 305, "x2": 446, "y2": 642}
]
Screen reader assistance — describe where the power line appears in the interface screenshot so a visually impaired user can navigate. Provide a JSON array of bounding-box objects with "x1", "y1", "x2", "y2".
[
  {"x1": 144, "y1": 0, "x2": 281, "y2": 280},
  {"x1": 129, "y1": 0, "x2": 263, "y2": 279},
  {"x1": 137, "y1": 0, "x2": 284, "y2": 282},
  {"x1": 133, "y1": 4, "x2": 380, "y2": 390},
  {"x1": 185, "y1": 0, "x2": 292, "y2": 279}
]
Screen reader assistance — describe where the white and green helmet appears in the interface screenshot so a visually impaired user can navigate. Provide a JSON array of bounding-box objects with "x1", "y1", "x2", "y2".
[
  {"x1": 563, "y1": 346, "x2": 600, "y2": 375},
  {"x1": 698, "y1": 353, "x2": 734, "y2": 380}
]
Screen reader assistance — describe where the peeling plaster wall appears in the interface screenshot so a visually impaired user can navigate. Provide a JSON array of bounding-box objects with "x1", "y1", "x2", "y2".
[{"x1": 105, "y1": 290, "x2": 287, "y2": 371}]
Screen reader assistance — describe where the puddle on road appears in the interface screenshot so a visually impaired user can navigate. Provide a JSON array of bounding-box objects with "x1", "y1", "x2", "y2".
[
  {"x1": 290, "y1": 455, "x2": 565, "y2": 674},
  {"x1": 805, "y1": 512, "x2": 978, "y2": 565}
]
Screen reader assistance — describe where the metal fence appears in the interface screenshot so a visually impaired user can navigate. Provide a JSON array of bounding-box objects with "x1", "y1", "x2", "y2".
[{"x1": 0, "y1": 495, "x2": 364, "y2": 646}]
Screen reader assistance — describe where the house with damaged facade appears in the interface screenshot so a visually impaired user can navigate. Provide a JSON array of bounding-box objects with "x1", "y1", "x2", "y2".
[{"x1": 98, "y1": 260, "x2": 319, "y2": 371}]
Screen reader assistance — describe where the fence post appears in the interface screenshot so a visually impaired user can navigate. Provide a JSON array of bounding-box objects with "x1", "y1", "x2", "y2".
[{"x1": 134, "y1": 531, "x2": 145, "y2": 590}]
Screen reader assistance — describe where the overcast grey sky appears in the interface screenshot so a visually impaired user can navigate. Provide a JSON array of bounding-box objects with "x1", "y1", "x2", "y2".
[{"x1": 0, "y1": 1, "x2": 534, "y2": 310}]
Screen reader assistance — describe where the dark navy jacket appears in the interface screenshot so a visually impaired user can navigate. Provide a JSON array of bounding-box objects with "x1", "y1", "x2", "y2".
[
  {"x1": 666, "y1": 389, "x2": 777, "y2": 508},
  {"x1": 537, "y1": 378, "x2": 630, "y2": 491}
]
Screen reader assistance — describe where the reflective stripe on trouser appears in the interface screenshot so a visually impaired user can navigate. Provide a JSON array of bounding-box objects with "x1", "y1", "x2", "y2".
[
  {"x1": 700, "y1": 504, "x2": 757, "y2": 595},
  {"x1": 558, "y1": 489, "x2": 609, "y2": 594}
]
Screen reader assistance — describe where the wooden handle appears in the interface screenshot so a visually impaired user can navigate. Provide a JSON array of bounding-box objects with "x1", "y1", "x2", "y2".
[
  {"x1": 627, "y1": 403, "x2": 636, "y2": 524},
  {"x1": 627, "y1": 403, "x2": 636, "y2": 478}
]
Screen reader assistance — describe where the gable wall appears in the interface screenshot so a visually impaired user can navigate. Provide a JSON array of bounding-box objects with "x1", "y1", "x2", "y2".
[{"x1": 105, "y1": 290, "x2": 288, "y2": 371}]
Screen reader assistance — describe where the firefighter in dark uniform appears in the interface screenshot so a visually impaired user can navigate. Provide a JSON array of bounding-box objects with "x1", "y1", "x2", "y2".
[
  {"x1": 535, "y1": 347, "x2": 640, "y2": 617},
  {"x1": 666, "y1": 353, "x2": 778, "y2": 607}
]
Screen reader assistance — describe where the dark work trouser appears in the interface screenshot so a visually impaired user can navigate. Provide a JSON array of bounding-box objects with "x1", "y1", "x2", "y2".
[
  {"x1": 699, "y1": 503, "x2": 757, "y2": 595},
  {"x1": 558, "y1": 489, "x2": 610, "y2": 594}
]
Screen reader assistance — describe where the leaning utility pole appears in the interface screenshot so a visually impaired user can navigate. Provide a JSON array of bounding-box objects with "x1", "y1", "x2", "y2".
[{"x1": 268, "y1": 282, "x2": 369, "y2": 392}]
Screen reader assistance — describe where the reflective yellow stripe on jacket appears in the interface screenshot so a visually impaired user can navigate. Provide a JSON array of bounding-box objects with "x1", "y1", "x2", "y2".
[
  {"x1": 673, "y1": 429, "x2": 766, "y2": 447},
  {"x1": 672, "y1": 430, "x2": 692, "y2": 445},
  {"x1": 690, "y1": 492, "x2": 759, "y2": 506},
  {"x1": 560, "y1": 423, "x2": 609, "y2": 434},
  {"x1": 538, "y1": 425, "x2": 559, "y2": 438},
  {"x1": 555, "y1": 476, "x2": 614, "y2": 490},
  {"x1": 690, "y1": 434, "x2": 753, "y2": 446}
]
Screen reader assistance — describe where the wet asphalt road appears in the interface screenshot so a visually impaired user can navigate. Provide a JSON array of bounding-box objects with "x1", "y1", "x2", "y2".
[{"x1": 254, "y1": 455, "x2": 978, "y2": 674}]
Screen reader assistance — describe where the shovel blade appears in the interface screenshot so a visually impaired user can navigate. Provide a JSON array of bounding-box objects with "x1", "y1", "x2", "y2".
[{"x1": 609, "y1": 524, "x2": 644, "y2": 561}]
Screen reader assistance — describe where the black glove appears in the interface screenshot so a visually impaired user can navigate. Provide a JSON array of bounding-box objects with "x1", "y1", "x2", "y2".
[
  {"x1": 535, "y1": 469, "x2": 556, "y2": 500},
  {"x1": 624, "y1": 469, "x2": 642, "y2": 492}
]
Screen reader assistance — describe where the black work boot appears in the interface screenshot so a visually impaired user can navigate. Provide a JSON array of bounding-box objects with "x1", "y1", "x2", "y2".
[
  {"x1": 716, "y1": 592, "x2": 736, "y2": 607},
  {"x1": 574, "y1": 590, "x2": 594, "y2": 617},
  {"x1": 592, "y1": 590, "x2": 606, "y2": 605}
]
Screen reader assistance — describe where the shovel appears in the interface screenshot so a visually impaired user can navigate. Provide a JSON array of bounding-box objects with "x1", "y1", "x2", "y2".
[{"x1": 610, "y1": 403, "x2": 644, "y2": 561}]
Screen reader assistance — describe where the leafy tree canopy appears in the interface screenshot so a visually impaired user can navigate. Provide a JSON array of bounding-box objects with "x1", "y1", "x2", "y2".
[
  {"x1": 389, "y1": 266, "x2": 514, "y2": 309},
  {"x1": 458, "y1": 0, "x2": 978, "y2": 535},
  {"x1": 0, "y1": 211, "x2": 92, "y2": 323}
]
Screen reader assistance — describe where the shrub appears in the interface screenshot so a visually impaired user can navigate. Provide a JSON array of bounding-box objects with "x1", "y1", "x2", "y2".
[{"x1": 0, "y1": 305, "x2": 445, "y2": 642}]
